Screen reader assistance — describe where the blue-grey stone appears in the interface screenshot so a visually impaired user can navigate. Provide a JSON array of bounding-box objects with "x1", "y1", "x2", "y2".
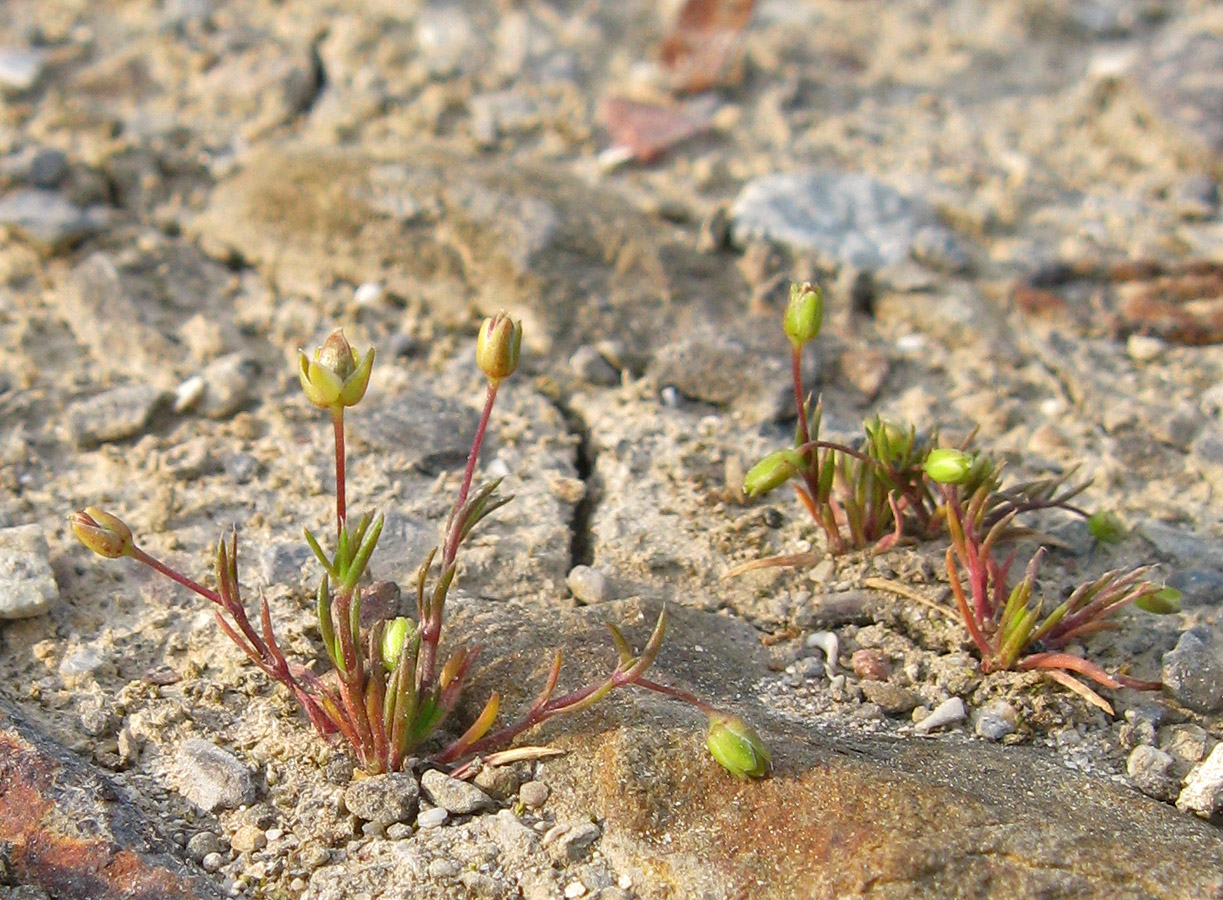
[
  {"x1": 0, "y1": 525, "x2": 58, "y2": 620},
  {"x1": 0, "y1": 188, "x2": 104, "y2": 252},
  {"x1": 730, "y1": 171, "x2": 937, "y2": 270},
  {"x1": 1163, "y1": 626, "x2": 1223, "y2": 713}
]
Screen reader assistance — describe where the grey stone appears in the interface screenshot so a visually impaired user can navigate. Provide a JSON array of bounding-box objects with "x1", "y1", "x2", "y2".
[
  {"x1": 1165, "y1": 568, "x2": 1223, "y2": 607},
  {"x1": 257, "y1": 541, "x2": 314, "y2": 587},
  {"x1": 67, "y1": 384, "x2": 167, "y2": 448},
  {"x1": 914, "y1": 697, "x2": 967, "y2": 735},
  {"x1": 196, "y1": 353, "x2": 257, "y2": 419},
  {"x1": 545, "y1": 822, "x2": 601, "y2": 864},
  {"x1": 28, "y1": 149, "x2": 68, "y2": 189},
  {"x1": 648, "y1": 327, "x2": 818, "y2": 423},
  {"x1": 420, "y1": 769, "x2": 495, "y2": 815},
  {"x1": 359, "y1": 387, "x2": 479, "y2": 475},
  {"x1": 1133, "y1": 25, "x2": 1223, "y2": 161},
  {"x1": 1190, "y1": 424, "x2": 1223, "y2": 491},
  {"x1": 0, "y1": 48, "x2": 44, "y2": 91},
  {"x1": 518, "y1": 780, "x2": 549, "y2": 809},
  {"x1": 416, "y1": 806, "x2": 449, "y2": 829},
  {"x1": 489, "y1": 809, "x2": 539, "y2": 859},
  {"x1": 0, "y1": 188, "x2": 103, "y2": 252},
  {"x1": 1177, "y1": 744, "x2": 1223, "y2": 821},
  {"x1": 1162, "y1": 626, "x2": 1223, "y2": 713},
  {"x1": 1127, "y1": 745, "x2": 1178, "y2": 803},
  {"x1": 860, "y1": 682, "x2": 921, "y2": 716},
  {"x1": 729, "y1": 171, "x2": 936, "y2": 269},
  {"x1": 0, "y1": 525, "x2": 58, "y2": 620},
  {"x1": 569, "y1": 345, "x2": 620, "y2": 387},
  {"x1": 974, "y1": 701, "x2": 1017, "y2": 742},
  {"x1": 58, "y1": 648, "x2": 110, "y2": 686},
  {"x1": 174, "y1": 738, "x2": 256, "y2": 812},
  {"x1": 343, "y1": 773, "x2": 420, "y2": 826},
  {"x1": 566, "y1": 565, "x2": 610, "y2": 604},
  {"x1": 186, "y1": 831, "x2": 226, "y2": 863},
  {"x1": 58, "y1": 254, "x2": 178, "y2": 387}
]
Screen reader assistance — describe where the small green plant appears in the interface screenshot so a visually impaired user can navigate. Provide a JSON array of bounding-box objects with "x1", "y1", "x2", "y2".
[
  {"x1": 736, "y1": 283, "x2": 1093, "y2": 568},
  {"x1": 73, "y1": 317, "x2": 769, "y2": 778},
  {"x1": 939, "y1": 479, "x2": 1179, "y2": 708}
]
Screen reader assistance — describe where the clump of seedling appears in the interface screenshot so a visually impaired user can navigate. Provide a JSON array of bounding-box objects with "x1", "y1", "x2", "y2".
[
  {"x1": 72, "y1": 316, "x2": 769, "y2": 778},
  {"x1": 932, "y1": 465, "x2": 1179, "y2": 711},
  {"x1": 735, "y1": 282, "x2": 1095, "y2": 569},
  {"x1": 738, "y1": 282, "x2": 1179, "y2": 707}
]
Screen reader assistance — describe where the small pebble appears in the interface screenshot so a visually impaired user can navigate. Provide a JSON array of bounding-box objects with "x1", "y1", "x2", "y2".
[
  {"x1": 173, "y1": 376, "x2": 206, "y2": 413},
  {"x1": 860, "y1": 681, "x2": 921, "y2": 715},
  {"x1": 569, "y1": 345, "x2": 620, "y2": 386},
  {"x1": 174, "y1": 738, "x2": 256, "y2": 812},
  {"x1": 914, "y1": 697, "x2": 966, "y2": 734},
  {"x1": 428, "y1": 858, "x2": 460, "y2": 879},
  {"x1": 186, "y1": 831, "x2": 226, "y2": 862},
  {"x1": 566, "y1": 565, "x2": 610, "y2": 604},
  {"x1": 421, "y1": 769, "x2": 495, "y2": 815},
  {"x1": 974, "y1": 701, "x2": 1017, "y2": 742},
  {"x1": 344, "y1": 773, "x2": 420, "y2": 825},
  {"x1": 201, "y1": 851, "x2": 224, "y2": 873},
  {"x1": 196, "y1": 353, "x2": 257, "y2": 419},
  {"x1": 564, "y1": 881, "x2": 587, "y2": 899},
  {"x1": 806, "y1": 632, "x2": 839, "y2": 677},
  {"x1": 230, "y1": 824, "x2": 266, "y2": 855},
  {"x1": 386, "y1": 823, "x2": 412, "y2": 840},
  {"x1": 518, "y1": 780, "x2": 549, "y2": 809},
  {"x1": 67, "y1": 384, "x2": 166, "y2": 448},
  {"x1": 489, "y1": 808, "x2": 539, "y2": 859},
  {"x1": 547, "y1": 822, "x2": 601, "y2": 864},
  {"x1": 0, "y1": 524, "x2": 59, "y2": 620},
  {"x1": 1127, "y1": 745, "x2": 1178, "y2": 803},
  {"x1": 416, "y1": 807, "x2": 449, "y2": 829},
  {"x1": 1177, "y1": 744, "x2": 1223, "y2": 820},
  {"x1": 850, "y1": 648, "x2": 892, "y2": 681},
  {"x1": 1126, "y1": 334, "x2": 1167, "y2": 363},
  {"x1": 353, "y1": 281, "x2": 385, "y2": 306},
  {"x1": 0, "y1": 48, "x2": 45, "y2": 91},
  {"x1": 1162, "y1": 626, "x2": 1223, "y2": 713}
]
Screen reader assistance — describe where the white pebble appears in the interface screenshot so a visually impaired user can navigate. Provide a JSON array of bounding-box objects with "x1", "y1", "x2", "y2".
[
  {"x1": 353, "y1": 282, "x2": 385, "y2": 306},
  {"x1": 805, "y1": 631, "x2": 839, "y2": 678},
  {"x1": 915, "y1": 697, "x2": 966, "y2": 734},
  {"x1": 564, "y1": 881, "x2": 587, "y2": 899},
  {"x1": 174, "y1": 375, "x2": 206, "y2": 413},
  {"x1": 566, "y1": 565, "x2": 610, "y2": 604},
  {"x1": 1177, "y1": 744, "x2": 1223, "y2": 820},
  {"x1": 416, "y1": 807, "x2": 449, "y2": 829}
]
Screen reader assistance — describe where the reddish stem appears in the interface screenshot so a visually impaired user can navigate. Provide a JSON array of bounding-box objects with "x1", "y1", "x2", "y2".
[
  {"x1": 444, "y1": 381, "x2": 499, "y2": 567},
  {"x1": 129, "y1": 546, "x2": 222, "y2": 605},
  {"x1": 332, "y1": 409, "x2": 346, "y2": 533}
]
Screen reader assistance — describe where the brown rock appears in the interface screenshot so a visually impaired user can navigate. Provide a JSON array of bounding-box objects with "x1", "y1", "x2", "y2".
[{"x1": 0, "y1": 697, "x2": 224, "y2": 900}]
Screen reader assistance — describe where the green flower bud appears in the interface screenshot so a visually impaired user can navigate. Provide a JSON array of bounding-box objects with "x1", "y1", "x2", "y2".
[
  {"x1": 380, "y1": 616, "x2": 416, "y2": 670},
  {"x1": 743, "y1": 450, "x2": 801, "y2": 497},
  {"x1": 476, "y1": 312, "x2": 522, "y2": 383},
  {"x1": 298, "y1": 330, "x2": 375, "y2": 410},
  {"x1": 706, "y1": 713, "x2": 771, "y2": 778},
  {"x1": 1134, "y1": 586, "x2": 1181, "y2": 615},
  {"x1": 1087, "y1": 510, "x2": 1126, "y2": 544},
  {"x1": 923, "y1": 448, "x2": 973, "y2": 485},
  {"x1": 783, "y1": 282, "x2": 823, "y2": 348},
  {"x1": 867, "y1": 417, "x2": 914, "y2": 464},
  {"x1": 69, "y1": 507, "x2": 133, "y2": 559}
]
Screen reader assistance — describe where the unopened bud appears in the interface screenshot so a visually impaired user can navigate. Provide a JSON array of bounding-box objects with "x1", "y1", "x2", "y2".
[
  {"x1": 298, "y1": 330, "x2": 374, "y2": 410},
  {"x1": 69, "y1": 507, "x2": 133, "y2": 559},
  {"x1": 476, "y1": 313, "x2": 522, "y2": 383},
  {"x1": 380, "y1": 616, "x2": 416, "y2": 670},
  {"x1": 706, "y1": 713, "x2": 771, "y2": 778},
  {"x1": 869, "y1": 418, "x2": 913, "y2": 463},
  {"x1": 743, "y1": 450, "x2": 801, "y2": 497},
  {"x1": 1134, "y1": 586, "x2": 1180, "y2": 615},
  {"x1": 1087, "y1": 510, "x2": 1126, "y2": 544},
  {"x1": 923, "y1": 448, "x2": 973, "y2": 485},
  {"x1": 783, "y1": 282, "x2": 823, "y2": 348}
]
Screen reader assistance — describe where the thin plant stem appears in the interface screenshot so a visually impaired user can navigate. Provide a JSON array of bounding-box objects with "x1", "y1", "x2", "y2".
[
  {"x1": 444, "y1": 381, "x2": 499, "y2": 567},
  {"x1": 129, "y1": 546, "x2": 222, "y2": 605},
  {"x1": 792, "y1": 348, "x2": 809, "y2": 451},
  {"x1": 332, "y1": 408, "x2": 346, "y2": 533}
]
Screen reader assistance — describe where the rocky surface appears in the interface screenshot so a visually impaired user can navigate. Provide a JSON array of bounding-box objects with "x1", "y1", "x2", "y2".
[{"x1": 2, "y1": 1, "x2": 1223, "y2": 898}]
